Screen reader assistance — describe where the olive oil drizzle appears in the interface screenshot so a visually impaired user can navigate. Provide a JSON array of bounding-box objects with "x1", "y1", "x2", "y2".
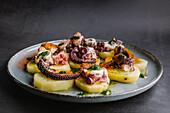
[
  {"x1": 139, "y1": 74, "x2": 147, "y2": 78},
  {"x1": 77, "y1": 92, "x2": 92, "y2": 96},
  {"x1": 100, "y1": 89, "x2": 112, "y2": 95}
]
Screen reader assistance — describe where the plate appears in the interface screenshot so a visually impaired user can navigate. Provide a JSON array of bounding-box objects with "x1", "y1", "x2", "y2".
[{"x1": 7, "y1": 40, "x2": 163, "y2": 103}]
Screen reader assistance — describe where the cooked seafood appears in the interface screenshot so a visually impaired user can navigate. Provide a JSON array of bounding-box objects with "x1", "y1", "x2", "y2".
[
  {"x1": 25, "y1": 32, "x2": 148, "y2": 93},
  {"x1": 75, "y1": 65, "x2": 110, "y2": 93},
  {"x1": 97, "y1": 38, "x2": 124, "y2": 59}
]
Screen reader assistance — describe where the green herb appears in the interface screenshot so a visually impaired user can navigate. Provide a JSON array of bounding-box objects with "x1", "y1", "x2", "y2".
[
  {"x1": 108, "y1": 40, "x2": 115, "y2": 45},
  {"x1": 59, "y1": 71, "x2": 66, "y2": 74},
  {"x1": 31, "y1": 62, "x2": 36, "y2": 65},
  {"x1": 87, "y1": 65, "x2": 101, "y2": 70},
  {"x1": 118, "y1": 54, "x2": 127, "y2": 59},
  {"x1": 83, "y1": 45, "x2": 88, "y2": 47},
  {"x1": 42, "y1": 57, "x2": 46, "y2": 61},
  {"x1": 46, "y1": 67, "x2": 50, "y2": 70},
  {"x1": 58, "y1": 42, "x2": 66, "y2": 46},
  {"x1": 37, "y1": 51, "x2": 50, "y2": 59},
  {"x1": 66, "y1": 44, "x2": 69, "y2": 48},
  {"x1": 61, "y1": 49, "x2": 66, "y2": 52},
  {"x1": 89, "y1": 38, "x2": 93, "y2": 41},
  {"x1": 41, "y1": 66, "x2": 50, "y2": 72},
  {"x1": 83, "y1": 42, "x2": 88, "y2": 47},
  {"x1": 26, "y1": 57, "x2": 35, "y2": 60},
  {"x1": 109, "y1": 81, "x2": 118, "y2": 85},
  {"x1": 77, "y1": 92, "x2": 91, "y2": 96},
  {"x1": 71, "y1": 68, "x2": 81, "y2": 73},
  {"x1": 37, "y1": 63, "x2": 41, "y2": 70},
  {"x1": 139, "y1": 74, "x2": 147, "y2": 78},
  {"x1": 42, "y1": 66, "x2": 46, "y2": 72},
  {"x1": 72, "y1": 36, "x2": 80, "y2": 39},
  {"x1": 100, "y1": 89, "x2": 112, "y2": 95}
]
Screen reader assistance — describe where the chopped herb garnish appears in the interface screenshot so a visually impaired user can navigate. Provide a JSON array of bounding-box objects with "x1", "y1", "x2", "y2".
[
  {"x1": 26, "y1": 57, "x2": 35, "y2": 60},
  {"x1": 109, "y1": 81, "x2": 118, "y2": 85},
  {"x1": 71, "y1": 68, "x2": 81, "y2": 73},
  {"x1": 42, "y1": 66, "x2": 46, "y2": 72},
  {"x1": 61, "y1": 49, "x2": 66, "y2": 52},
  {"x1": 42, "y1": 57, "x2": 46, "y2": 61},
  {"x1": 83, "y1": 42, "x2": 88, "y2": 47},
  {"x1": 37, "y1": 63, "x2": 41, "y2": 70},
  {"x1": 118, "y1": 54, "x2": 127, "y2": 59},
  {"x1": 77, "y1": 92, "x2": 91, "y2": 96},
  {"x1": 32, "y1": 62, "x2": 36, "y2": 65},
  {"x1": 108, "y1": 40, "x2": 115, "y2": 45},
  {"x1": 72, "y1": 36, "x2": 80, "y2": 39},
  {"x1": 140, "y1": 74, "x2": 147, "y2": 78},
  {"x1": 66, "y1": 44, "x2": 69, "y2": 48},
  {"x1": 59, "y1": 71, "x2": 66, "y2": 74},
  {"x1": 83, "y1": 45, "x2": 88, "y2": 47},
  {"x1": 89, "y1": 38, "x2": 93, "y2": 41},
  {"x1": 58, "y1": 42, "x2": 66, "y2": 46},
  {"x1": 37, "y1": 51, "x2": 50, "y2": 59},
  {"x1": 100, "y1": 89, "x2": 112, "y2": 95},
  {"x1": 41, "y1": 66, "x2": 50, "y2": 72},
  {"x1": 87, "y1": 65, "x2": 100, "y2": 70}
]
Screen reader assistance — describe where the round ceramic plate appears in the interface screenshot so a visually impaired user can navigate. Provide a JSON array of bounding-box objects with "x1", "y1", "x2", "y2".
[{"x1": 7, "y1": 40, "x2": 163, "y2": 103}]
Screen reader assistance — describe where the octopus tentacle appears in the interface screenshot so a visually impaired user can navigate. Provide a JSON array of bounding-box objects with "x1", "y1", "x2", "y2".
[
  {"x1": 70, "y1": 48, "x2": 96, "y2": 64},
  {"x1": 37, "y1": 59, "x2": 80, "y2": 80}
]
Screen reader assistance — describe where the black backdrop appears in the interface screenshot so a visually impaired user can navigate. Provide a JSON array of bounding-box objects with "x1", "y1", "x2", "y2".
[{"x1": 0, "y1": 0, "x2": 169, "y2": 113}]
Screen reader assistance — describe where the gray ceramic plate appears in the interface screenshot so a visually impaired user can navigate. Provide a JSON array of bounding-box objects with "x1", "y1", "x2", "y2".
[{"x1": 7, "y1": 40, "x2": 163, "y2": 103}]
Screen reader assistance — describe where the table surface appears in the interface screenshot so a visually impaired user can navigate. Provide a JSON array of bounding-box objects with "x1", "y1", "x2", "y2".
[{"x1": 0, "y1": 0, "x2": 169, "y2": 113}]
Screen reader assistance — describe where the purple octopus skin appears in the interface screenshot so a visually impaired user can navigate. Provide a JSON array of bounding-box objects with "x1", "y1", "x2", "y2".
[
  {"x1": 37, "y1": 59, "x2": 80, "y2": 80},
  {"x1": 69, "y1": 48, "x2": 96, "y2": 64}
]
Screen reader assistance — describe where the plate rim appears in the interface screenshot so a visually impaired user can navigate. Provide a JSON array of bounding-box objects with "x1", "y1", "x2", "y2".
[{"x1": 7, "y1": 39, "x2": 163, "y2": 100}]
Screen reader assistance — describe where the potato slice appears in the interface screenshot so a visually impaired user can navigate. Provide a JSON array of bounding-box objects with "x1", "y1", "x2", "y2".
[
  {"x1": 27, "y1": 61, "x2": 71, "y2": 74},
  {"x1": 134, "y1": 58, "x2": 148, "y2": 71},
  {"x1": 107, "y1": 66, "x2": 140, "y2": 83},
  {"x1": 26, "y1": 61, "x2": 40, "y2": 74},
  {"x1": 98, "y1": 51, "x2": 114, "y2": 59},
  {"x1": 50, "y1": 63, "x2": 71, "y2": 71},
  {"x1": 34, "y1": 73, "x2": 74, "y2": 92},
  {"x1": 75, "y1": 76, "x2": 110, "y2": 93}
]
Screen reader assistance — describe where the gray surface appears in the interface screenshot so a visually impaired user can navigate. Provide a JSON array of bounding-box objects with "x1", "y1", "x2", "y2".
[{"x1": 0, "y1": 0, "x2": 169, "y2": 112}]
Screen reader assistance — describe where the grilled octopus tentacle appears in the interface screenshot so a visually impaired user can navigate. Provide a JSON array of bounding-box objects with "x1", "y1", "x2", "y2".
[
  {"x1": 70, "y1": 48, "x2": 96, "y2": 64},
  {"x1": 37, "y1": 59, "x2": 80, "y2": 80}
]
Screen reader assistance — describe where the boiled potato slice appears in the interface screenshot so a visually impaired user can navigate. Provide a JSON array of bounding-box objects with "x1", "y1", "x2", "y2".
[
  {"x1": 134, "y1": 58, "x2": 148, "y2": 71},
  {"x1": 107, "y1": 66, "x2": 140, "y2": 83},
  {"x1": 27, "y1": 61, "x2": 71, "y2": 74},
  {"x1": 50, "y1": 63, "x2": 71, "y2": 71},
  {"x1": 68, "y1": 59, "x2": 81, "y2": 69},
  {"x1": 34, "y1": 73, "x2": 74, "y2": 92},
  {"x1": 68, "y1": 58, "x2": 100, "y2": 69},
  {"x1": 75, "y1": 76, "x2": 110, "y2": 93},
  {"x1": 98, "y1": 51, "x2": 114, "y2": 59},
  {"x1": 26, "y1": 61, "x2": 40, "y2": 74}
]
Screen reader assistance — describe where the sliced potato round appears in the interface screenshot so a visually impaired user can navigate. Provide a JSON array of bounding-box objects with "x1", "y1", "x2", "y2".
[
  {"x1": 107, "y1": 66, "x2": 140, "y2": 83},
  {"x1": 68, "y1": 58, "x2": 100, "y2": 69},
  {"x1": 27, "y1": 61, "x2": 71, "y2": 74},
  {"x1": 26, "y1": 61, "x2": 40, "y2": 74},
  {"x1": 50, "y1": 63, "x2": 71, "y2": 71},
  {"x1": 75, "y1": 76, "x2": 110, "y2": 93},
  {"x1": 68, "y1": 59, "x2": 81, "y2": 69},
  {"x1": 134, "y1": 58, "x2": 148, "y2": 70},
  {"x1": 98, "y1": 51, "x2": 114, "y2": 59},
  {"x1": 34, "y1": 73, "x2": 74, "y2": 92}
]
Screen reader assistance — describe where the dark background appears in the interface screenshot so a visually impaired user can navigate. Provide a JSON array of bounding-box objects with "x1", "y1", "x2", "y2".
[{"x1": 0, "y1": 0, "x2": 169, "y2": 113}]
